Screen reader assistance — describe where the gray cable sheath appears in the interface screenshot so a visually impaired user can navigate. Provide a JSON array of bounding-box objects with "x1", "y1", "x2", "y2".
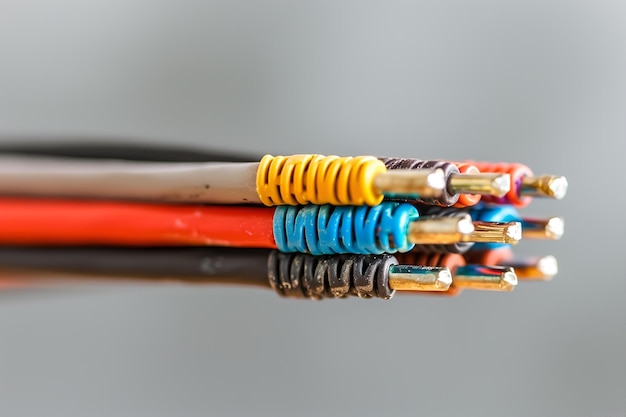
[{"x1": 0, "y1": 155, "x2": 261, "y2": 204}]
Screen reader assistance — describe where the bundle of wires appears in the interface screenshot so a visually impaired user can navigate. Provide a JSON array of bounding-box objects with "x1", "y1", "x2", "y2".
[{"x1": 0, "y1": 142, "x2": 567, "y2": 300}]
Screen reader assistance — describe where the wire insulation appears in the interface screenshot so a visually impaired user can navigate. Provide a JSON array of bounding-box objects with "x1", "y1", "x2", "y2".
[
  {"x1": 0, "y1": 155, "x2": 260, "y2": 204},
  {"x1": 467, "y1": 161, "x2": 533, "y2": 207},
  {"x1": 256, "y1": 154, "x2": 387, "y2": 206},
  {"x1": 0, "y1": 246, "x2": 272, "y2": 287},
  {"x1": 0, "y1": 199, "x2": 277, "y2": 247},
  {"x1": 268, "y1": 252, "x2": 396, "y2": 299},
  {"x1": 273, "y1": 202, "x2": 419, "y2": 255}
]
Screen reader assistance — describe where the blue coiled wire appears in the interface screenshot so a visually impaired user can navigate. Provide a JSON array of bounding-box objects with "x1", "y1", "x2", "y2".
[
  {"x1": 469, "y1": 204, "x2": 520, "y2": 250},
  {"x1": 273, "y1": 202, "x2": 419, "y2": 255}
]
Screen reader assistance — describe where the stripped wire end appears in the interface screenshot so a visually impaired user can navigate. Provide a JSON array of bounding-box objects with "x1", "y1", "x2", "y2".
[
  {"x1": 448, "y1": 173, "x2": 511, "y2": 197},
  {"x1": 407, "y1": 214, "x2": 475, "y2": 245},
  {"x1": 521, "y1": 217, "x2": 564, "y2": 240},
  {"x1": 464, "y1": 221, "x2": 522, "y2": 244},
  {"x1": 388, "y1": 265, "x2": 453, "y2": 291},
  {"x1": 373, "y1": 168, "x2": 446, "y2": 198},
  {"x1": 454, "y1": 265, "x2": 518, "y2": 291},
  {"x1": 503, "y1": 255, "x2": 558, "y2": 281},
  {"x1": 520, "y1": 175, "x2": 568, "y2": 199}
]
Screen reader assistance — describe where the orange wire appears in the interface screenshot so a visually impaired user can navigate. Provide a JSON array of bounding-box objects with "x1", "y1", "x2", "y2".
[
  {"x1": 0, "y1": 199, "x2": 277, "y2": 247},
  {"x1": 465, "y1": 161, "x2": 534, "y2": 207},
  {"x1": 452, "y1": 162, "x2": 482, "y2": 208}
]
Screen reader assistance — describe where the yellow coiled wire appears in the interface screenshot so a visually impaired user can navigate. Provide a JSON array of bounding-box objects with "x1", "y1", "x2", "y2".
[{"x1": 256, "y1": 154, "x2": 387, "y2": 206}]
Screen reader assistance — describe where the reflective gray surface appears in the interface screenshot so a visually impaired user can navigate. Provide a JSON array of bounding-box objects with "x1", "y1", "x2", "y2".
[{"x1": 1, "y1": 1, "x2": 624, "y2": 416}]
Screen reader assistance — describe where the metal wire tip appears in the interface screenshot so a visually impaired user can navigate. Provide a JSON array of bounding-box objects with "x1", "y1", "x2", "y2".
[
  {"x1": 521, "y1": 217, "x2": 564, "y2": 240},
  {"x1": 454, "y1": 265, "x2": 518, "y2": 291},
  {"x1": 448, "y1": 173, "x2": 511, "y2": 197},
  {"x1": 463, "y1": 221, "x2": 522, "y2": 244},
  {"x1": 520, "y1": 175, "x2": 568, "y2": 199},
  {"x1": 373, "y1": 168, "x2": 446, "y2": 198},
  {"x1": 388, "y1": 265, "x2": 453, "y2": 291},
  {"x1": 503, "y1": 256, "x2": 558, "y2": 280},
  {"x1": 408, "y1": 214, "x2": 475, "y2": 245}
]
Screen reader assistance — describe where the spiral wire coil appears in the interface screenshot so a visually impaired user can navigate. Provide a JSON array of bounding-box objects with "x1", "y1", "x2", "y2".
[
  {"x1": 268, "y1": 251, "x2": 396, "y2": 300},
  {"x1": 273, "y1": 202, "x2": 419, "y2": 255},
  {"x1": 256, "y1": 154, "x2": 387, "y2": 206}
]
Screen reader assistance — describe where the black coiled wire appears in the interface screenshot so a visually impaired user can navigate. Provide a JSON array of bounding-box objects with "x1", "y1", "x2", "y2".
[
  {"x1": 380, "y1": 157, "x2": 460, "y2": 206},
  {"x1": 267, "y1": 251, "x2": 397, "y2": 300}
]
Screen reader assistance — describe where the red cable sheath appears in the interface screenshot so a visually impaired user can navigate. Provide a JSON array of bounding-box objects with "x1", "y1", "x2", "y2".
[{"x1": 0, "y1": 199, "x2": 277, "y2": 247}]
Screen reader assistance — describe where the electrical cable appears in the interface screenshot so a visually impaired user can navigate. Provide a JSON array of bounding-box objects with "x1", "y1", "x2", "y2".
[
  {"x1": 0, "y1": 246, "x2": 555, "y2": 293},
  {"x1": 407, "y1": 209, "x2": 476, "y2": 254},
  {"x1": 396, "y1": 253, "x2": 464, "y2": 296},
  {"x1": 0, "y1": 154, "x2": 520, "y2": 206},
  {"x1": 467, "y1": 204, "x2": 564, "y2": 249},
  {"x1": 0, "y1": 246, "x2": 272, "y2": 287},
  {"x1": 0, "y1": 199, "x2": 515, "y2": 254},
  {"x1": 0, "y1": 247, "x2": 454, "y2": 298},
  {"x1": 268, "y1": 252, "x2": 453, "y2": 298},
  {"x1": 380, "y1": 157, "x2": 511, "y2": 206},
  {"x1": 0, "y1": 143, "x2": 566, "y2": 206},
  {"x1": 416, "y1": 205, "x2": 522, "y2": 248},
  {"x1": 0, "y1": 143, "x2": 566, "y2": 299},
  {"x1": 0, "y1": 154, "x2": 447, "y2": 205},
  {"x1": 0, "y1": 143, "x2": 565, "y2": 206},
  {"x1": 466, "y1": 161, "x2": 568, "y2": 207},
  {"x1": 465, "y1": 248, "x2": 558, "y2": 280},
  {"x1": 452, "y1": 163, "x2": 484, "y2": 208},
  {"x1": 395, "y1": 251, "x2": 518, "y2": 294},
  {"x1": 417, "y1": 204, "x2": 563, "y2": 250}
]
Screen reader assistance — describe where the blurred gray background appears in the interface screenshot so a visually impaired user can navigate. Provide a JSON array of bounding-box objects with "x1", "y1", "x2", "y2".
[{"x1": 0, "y1": 1, "x2": 624, "y2": 416}]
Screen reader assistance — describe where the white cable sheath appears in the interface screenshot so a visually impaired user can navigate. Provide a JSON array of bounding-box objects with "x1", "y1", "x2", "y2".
[{"x1": 0, "y1": 156, "x2": 261, "y2": 204}]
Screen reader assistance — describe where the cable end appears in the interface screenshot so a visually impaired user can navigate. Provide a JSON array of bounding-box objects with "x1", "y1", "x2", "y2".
[
  {"x1": 465, "y1": 221, "x2": 522, "y2": 244},
  {"x1": 388, "y1": 265, "x2": 453, "y2": 291},
  {"x1": 521, "y1": 175, "x2": 568, "y2": 199},
  {"x1": 501, "y1": 270, "x2": 518, "y2": 291},
  {"x1": 521, "y1": 217, "x2": 564, "y2": 240},
  {"x1": 408, "y1": 214, "x2": 475, "y2": 245},
  {"x1": 504, "y1": 255, "x2": 558, "y2": 280},
  {"x1": 454, "y1": 265, "x2": 518, "y2": 291},
  {"x1": 448, "y1": 173, "x2": 511, "y2": 197},
  {"x1": 374, "y1": 168, "x2": 446, "y2": 198},
  {"x1": 536, "y1": 255, "x2": 559, "y2": 279}
]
